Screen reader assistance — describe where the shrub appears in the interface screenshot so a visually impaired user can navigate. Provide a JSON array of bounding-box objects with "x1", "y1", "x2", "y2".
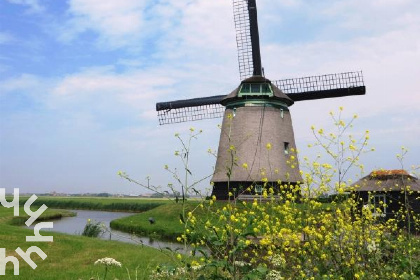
[{"x1": 82, "y1": 219, "x2": 104, "y2": 238}]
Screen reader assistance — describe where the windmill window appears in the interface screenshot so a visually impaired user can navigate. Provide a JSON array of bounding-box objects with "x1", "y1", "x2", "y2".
[
  {"x1": 240, "y1": 84, "x2": 251, "y2": 93},
  {"x1": 251, "y1": 84, "x2": 260, "y2": 93},
  {"x1": 284, "y1": 142, "x2": 290, "y2": 154},
  {"x1": 239, "y1": 83, "x2": 273, "y2": 97},
  {"x1": 280, "y1": 109, "x2": 284, "y2": 119}
]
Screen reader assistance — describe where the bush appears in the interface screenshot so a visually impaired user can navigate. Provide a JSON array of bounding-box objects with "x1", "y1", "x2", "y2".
[{"x1": 82, "y1": 219, "x2": 104, "y2": 238}]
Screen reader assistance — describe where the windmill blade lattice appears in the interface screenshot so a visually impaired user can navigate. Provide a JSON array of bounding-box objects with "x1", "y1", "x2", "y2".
[
  {"x1": 274, "y1": 71, "x2": 365, "y2": 101},
  {"x1": 156, "y1": 71, "x2": 365, "y2": 125},
  {"x1": 156, "y1": 95, "x2": 225, "y2": 125},
  {"x1": 233, "y1": 0, "x2": 254, "y2": 80}
]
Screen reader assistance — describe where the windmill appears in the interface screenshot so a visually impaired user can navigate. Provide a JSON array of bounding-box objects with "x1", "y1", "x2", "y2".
[{"x1": 156, "y1": 0, "x2": 365, "y2": 200}]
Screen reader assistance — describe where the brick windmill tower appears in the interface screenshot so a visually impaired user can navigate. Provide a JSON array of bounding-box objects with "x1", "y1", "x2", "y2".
[{"x1": 156, "y1": 0, "x2": 365, "y2": 199}]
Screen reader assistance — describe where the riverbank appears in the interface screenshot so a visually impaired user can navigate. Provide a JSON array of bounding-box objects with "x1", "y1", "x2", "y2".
[
  {"x1": 0, "y1": 206, "x2": 172, "y2": 279},
  {"x1": 19, "y1": 196, "x2": 168, "y2": 212},
  {"x1": 110, "y1": 202, "x2": 198, "y2": 241},
  {"x1": 19, "y1": 196, "x2": 201, "y2": 241},
  {"x1": 8, "y1": 208, "x2": 76, "y2": 226}
]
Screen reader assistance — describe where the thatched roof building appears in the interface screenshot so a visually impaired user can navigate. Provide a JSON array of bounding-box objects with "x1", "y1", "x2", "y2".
[
  {"x1": 351, "y1": 170, "x2": 420, "y2": 192},
  {"x1": 350, "y1": 170, "x2": 420, "y2": 226}
]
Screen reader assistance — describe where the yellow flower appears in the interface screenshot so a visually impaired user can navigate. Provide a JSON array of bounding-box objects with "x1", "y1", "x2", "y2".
[
  {"x1": 242, "y1": 163, "x2": 248, "y2": 169},
  {"x1": 266, "y1": 143, "x2": 272, "y2": 150}
]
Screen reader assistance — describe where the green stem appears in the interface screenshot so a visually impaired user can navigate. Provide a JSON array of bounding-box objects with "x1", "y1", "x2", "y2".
[{"x1": 103, "y1": 266, "x2": 108, "y2": 280}]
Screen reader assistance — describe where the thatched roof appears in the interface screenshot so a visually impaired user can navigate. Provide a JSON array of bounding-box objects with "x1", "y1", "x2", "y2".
[{"x1": 351, "y1": 170, "x2": 420, "y2": 192}]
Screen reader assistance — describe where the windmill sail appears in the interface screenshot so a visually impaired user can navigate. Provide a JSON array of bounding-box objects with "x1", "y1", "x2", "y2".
[
  {"x1": 156, "y1": 95, "x2": 225, "y2": 125},
  {"x1": 233, "y1": 0, "x2": 255, "y2": 80},
  {"x1": 156, "y1": 71, "x2": 365, "y2": 125},
  {"x1": 274, "y1": 71, "x2": 365, "y2": 101},
  {"x1": 247, "y1": 0, "x2": 262, "y2": 76}
]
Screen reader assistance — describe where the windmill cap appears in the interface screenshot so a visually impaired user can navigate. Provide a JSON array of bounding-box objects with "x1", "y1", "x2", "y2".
[{"x1": 221, "y1": 75, "x2": 294, "y2": 106}]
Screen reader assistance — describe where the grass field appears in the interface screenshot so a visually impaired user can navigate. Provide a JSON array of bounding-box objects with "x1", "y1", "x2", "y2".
[
  {"x1": 0, "y1": 206, "x2": 173, "y2": 279},
  {"x1": 19, "y1": 196, "x2": 169, "y2": 212},
  {"x1": 110, "y1": 202, "x2": 200, "y2": 240}
]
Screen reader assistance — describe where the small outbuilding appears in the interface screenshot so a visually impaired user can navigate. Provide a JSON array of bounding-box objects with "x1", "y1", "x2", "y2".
[{"x1": 350, "y1": 170, "x2": 420, "y2": 224}]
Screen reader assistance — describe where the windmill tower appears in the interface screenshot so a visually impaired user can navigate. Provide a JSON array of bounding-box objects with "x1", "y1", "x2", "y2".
[{"x1": 156, "y1": 0, "x2": 365, "y2": 200}]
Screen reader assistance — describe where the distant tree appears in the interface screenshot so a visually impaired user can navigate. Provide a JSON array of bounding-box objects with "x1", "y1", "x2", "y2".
[{"x1": 97, "y1": 193, "x2": 111, "y2": 197}]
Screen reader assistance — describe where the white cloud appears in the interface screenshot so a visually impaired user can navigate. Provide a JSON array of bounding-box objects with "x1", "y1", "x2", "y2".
[
  {"x1": 323, "y1": 0, "x2": 420, "y2": 32},
  {"x1": 60, "y1": 0, "x2": 238, "y2": 58},
  {"x1": 50, "y1": 66, "x2": 177, "y2": 117},
  {"x1": 59, "y1": 0, "x2": 147, "y2": 48},
  {"x1": 0, "y1": 73, "x2": 43, "y2": 93},
  {"x1": 6, "y1": 0, "x2": 44, "y2": 13},
  {"x1": 262, "y1": 8, "x2": 420, "y2": 117},
  {"x1": 0, "y1": 32, "x2": 14, "y2": 45}
]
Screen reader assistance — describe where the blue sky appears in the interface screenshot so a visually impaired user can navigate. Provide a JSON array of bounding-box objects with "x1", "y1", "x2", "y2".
[{"x1": 1, "y1": 0, "x2": 419, "y2": 195}]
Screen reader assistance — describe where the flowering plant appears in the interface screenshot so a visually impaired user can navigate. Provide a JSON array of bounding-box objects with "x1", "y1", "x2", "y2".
[
  {"x1": 94, "y1": 257, "x2": 122, "y2": 280},
  {"x1": 149, "y1": 109, "x2": 420, "y2": 280}
]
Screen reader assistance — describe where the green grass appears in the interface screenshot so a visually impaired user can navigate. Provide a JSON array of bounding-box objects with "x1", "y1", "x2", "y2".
[
  {"x1": 110, "y1": 202, "x2": 200, "y2": 241},
  {"x1": 110, "y1": 199, "x2": 336, "y2": 241},
  {"x1": 0, "y1": 207, "x2": 172, "y2": 279},
  {"x1": 18, "y1": 196, "x2": 168, "y2": 212},
  {"x1": 110, "y1": 201, "x2": 237, "y2": 241},
  {"x1": 8, "y1": 208, "x2": 76, "y2": 226}
]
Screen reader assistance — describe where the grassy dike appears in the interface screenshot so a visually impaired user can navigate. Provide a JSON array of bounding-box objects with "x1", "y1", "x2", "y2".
[
  {"x1": 110, "y1": 202, "x2": 199, "y2": 241},
  {"x1": 19, "y1": 196, "x2": 168, "y2": 212},
  {"x1": 0, "y1": 206, "x2": 172, "y2": 279}
]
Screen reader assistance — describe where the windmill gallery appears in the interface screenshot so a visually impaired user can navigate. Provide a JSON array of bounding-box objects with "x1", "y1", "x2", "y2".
[{"x1": 156, "y1": 0, "x2": 366, "y2": 200}]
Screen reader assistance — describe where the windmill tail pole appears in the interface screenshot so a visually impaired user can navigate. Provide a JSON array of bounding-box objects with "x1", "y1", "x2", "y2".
[
  {"x1": 156, "y1": 95, "x2": 226, "y2": 111},
  {"x1": 248, "y1": 0, "x2": 262, "y2": 76}
]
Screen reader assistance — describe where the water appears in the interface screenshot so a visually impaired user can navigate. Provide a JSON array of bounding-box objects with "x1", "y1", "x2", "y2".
[{"x1": 28, "y1": 210, "x2": 185, "y2": 251}]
